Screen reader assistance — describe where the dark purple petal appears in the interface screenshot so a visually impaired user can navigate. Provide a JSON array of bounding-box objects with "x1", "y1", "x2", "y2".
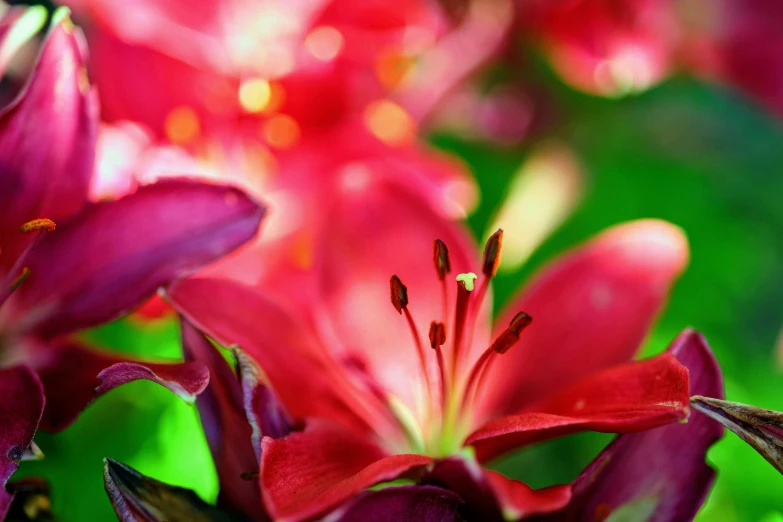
[
  {"x1": 691, "y1": 396, "x2": 783, "y2": 474},
  {"x1": 11, "y1": 178, "x2": 264, "y2": 338},
  {"x1": 329, "y1": 485, "x2": 465, "y2": 522},
  {"x1": 32, "y1": 341, "x2": 208, "y2": 432},
  {"x1": 0, "y1": 14, "x2": 97, "y2": 271},
  {"x1": 233, "y1": 348, "x2": 295, "y2": 453},
  {"x1": 422, "y1": 455, "x2": 570, "y2": 521},
  {"x1": 532, "y1": 329, "x2": 724, "y2": 522},
  {"x1": 0, "y1": 366, "x2": 45, "y2": 519},
  {"x1": 180, "y1": 318, "x2": 265, "y2": 520},
  {"x1": 104, "y1": 458, "x2": 245, "y2": 522}
]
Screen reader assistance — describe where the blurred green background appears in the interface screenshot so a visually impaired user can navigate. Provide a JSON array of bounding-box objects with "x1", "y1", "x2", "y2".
[{"x1": 12, "y1": 6, "x2": 783, "y2": 522}]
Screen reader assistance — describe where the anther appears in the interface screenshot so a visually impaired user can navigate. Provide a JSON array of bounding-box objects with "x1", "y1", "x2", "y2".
[
  {"x1": 489, "y1": 311, "x2": 532, "y2": 354},
  {"x1": 19, "y1": 219, "x2": 56, "y2": 233},
  {"x1": 482, "y1": 229, "x2": 503, "y2": 278},
  {"x1": 428, "y1": 321, "x2": 446, "y2": 349},
  {"x1": 433, "y1": 240, "x2": 451, "y2": 280},
  {"x1": 389, "y1": 275, "x2": 408, "y2": 313}
]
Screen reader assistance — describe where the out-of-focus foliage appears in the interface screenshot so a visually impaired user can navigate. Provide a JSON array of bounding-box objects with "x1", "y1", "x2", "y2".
[{"x1": 8, "y1": 5, "x2": 783, "y2": 522}]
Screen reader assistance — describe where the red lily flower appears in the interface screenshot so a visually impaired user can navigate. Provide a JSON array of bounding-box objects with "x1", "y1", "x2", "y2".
[
  {"x1": 0, "y1": 10, "x2": 264, "y2": 433},
  {"x1": 102, "y1": 205, "x2": 724, "y2": 521},
  {"x1": 157, "y1": 175, "x2": 700, "y2": 520}
]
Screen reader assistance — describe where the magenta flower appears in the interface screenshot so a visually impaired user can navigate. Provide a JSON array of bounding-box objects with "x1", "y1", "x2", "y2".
[
  {"x1": 103, "y1": 192, "x2": 724, "y2": 520},
  {"x1": 98, "y1": 177, "x2": 727, "y2": 520},
  {"x1": 0, "y1": 10, "x2": 264, "y2": 433}
]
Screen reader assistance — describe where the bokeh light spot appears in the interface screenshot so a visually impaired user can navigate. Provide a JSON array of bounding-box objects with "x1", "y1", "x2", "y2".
[
  {"x1": 305, "y1": 26, "x2": 344, "y2": 62},
  {"x1": 262, "y1": 114, "x2": 300, "y2": 149},
  {"x1": 238, "y1": 78, "x2": 272, "y2": 113},
  {"x1": 364, "y1": 100, "x2": 416, "y2": 146},
  {"x1": 164, "y1": 106, "x2": 200, "y2": 144}
]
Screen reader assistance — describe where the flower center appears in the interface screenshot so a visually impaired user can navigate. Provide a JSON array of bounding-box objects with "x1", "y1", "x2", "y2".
[{"x1": 385, "y1": 229, "x2": 532, "y2": 457}]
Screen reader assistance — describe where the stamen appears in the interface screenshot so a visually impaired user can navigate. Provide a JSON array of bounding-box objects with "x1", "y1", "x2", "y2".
[
  {"x1": 389, "y1": 275, "x2": 408, "y2": 313},
  {"x1": 451, "y1": 273, "x2": 476, "y2": 378},
  {"x1": 434, "y1": 239, "x2": 451, "y2": 325},
  {"x1": 433, "y1": 239, "x2": 451, "y2": 280},
  {"x1": 482, "y1": 229, "x2": 503, "y2": 278},
  {"x1": 389, "y1": 276, "x2": 434, "y2": 413},
  {"x1": 489, "y1": 311, "x2": 532, "y2": 354},
  {"x1": 429, "y1": 321, "x2": 448, "y2": 411},
  {"x1": 463, "y1": 311, "x2": 533, "y2": 411},
  {"x1": 19, "y1": 218, "x2": 56, "y2": 233}
]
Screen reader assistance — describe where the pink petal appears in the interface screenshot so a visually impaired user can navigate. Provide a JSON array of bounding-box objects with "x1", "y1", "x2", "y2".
[
  {"x1": 480, "y1": 219, "x2": 689, "y2": 417},
  {"x1": 315, "y1": 175, "x2": 485, "y2": 415},
  {"x1": 30, "y1": 341, "x2": 208, "y2": 432},
  {"x1": 10, "y1": 178, "x2": 264, "y2": 338},
  {"x1": 260, "y1": 421, "x2": 432, "y2": 522},
  {"x1": 0, "y1": 16, "x2": 97, "y2": 272},
  {"x1": 0, "y1": 366, "x2": 44, "y2": 519},
  {"x1": 466, "y1": 352, "x2": 690, "y2": 463},
  {"x1": 180, "y1": 318, "x2": 265, "y2": 519},
  {"x1": 423, "y1": 456, "x2": 570, "y2": 520},
  {"x1": 167, "y1": 277, "x2": 378, "y2": 435},
  {"x1": 538, "y1": 330, "x2": 724, "y2": 521}
]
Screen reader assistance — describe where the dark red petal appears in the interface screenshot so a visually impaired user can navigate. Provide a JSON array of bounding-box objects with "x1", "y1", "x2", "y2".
[
  {"x1": 0, "y1": 366, "x2": 44, "y2": 519},
  {"x1": 533, "y1": 329, "x2": 724, "y2": 522},
  {"x1": 103, "y1": 458, "x2": 242, "y2": 522},
  {"x1": 180, "y1": 318, "x2": 265, "y2": 520},
  {"x1": 0, "y1": 16, "x2": 97, "y2": 271},
  {"x1": 168, "y1": 277, "x2": 376, "y2": 435},
  {"x1": 11, "y1": 178, "x2": 264, "y2": 338},
  {"x1": 329, "y1": 485, "x2": 464, "y2": 522},
  {"x1": 467, "y1": 353, "x2": 690, "y2": 462},
  {"x1": 423, "y1": 455, "x2": 570, "y2": 521},
  {"x1": 32, "y1": 341, "x2": 208, "y2": 432},
  {"x1": 260, "y1": 421, "x2": 432, "y2": 522},
  {"x1": 480, "y1": 220, "x2": 688, "y2": 417}
]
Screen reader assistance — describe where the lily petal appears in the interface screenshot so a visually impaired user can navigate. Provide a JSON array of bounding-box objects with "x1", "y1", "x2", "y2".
[
  {"x1": 0, "y1": 366, "x2": 44, "y2": 520},
  {"x1": 0, "y1": 15, "x2": 97, "y2": 271},
  {"x1": 11, "y1": 178, "x2": 264, "y2": 338},
  {"x1": 534, "y1": 329, "x2": 725, "y2": 522},
  {"x1": 260, "y1": 421, "x2": 432, "y2": 522},
  {"x1": 690, "y1": 396, "x2": 783, "y2": 473},
  {"x1": 31, "y1": 341, "x2": 208, "y2": 432},
  {"x1": 316, "y1": 176, "x2": 484, "y2": 416},
  {"x1": 467, "y1": 352, "x2": 690, "y2": 462},
  {"x1": 104, "y1": 458, "x2": 244, "y2": 522},
  {"x1": 328, "y1": 485, "x2": 464, "y2": 522},
  {"x1": 481, "y1": 219, "x2": 689, "y2": 416},
  {"x1": 423, "y1": 455, "x2": 570, "y2": 521},
  {"x1": 168, "y1": 277, "x2": 377, "y2": 435},
  {"x1": 180, "y1": 318, "x2": 265, "y2": 520}
]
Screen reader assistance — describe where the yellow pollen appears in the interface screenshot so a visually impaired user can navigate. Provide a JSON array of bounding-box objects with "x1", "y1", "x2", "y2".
[
  {"x1": 238, "y1": 78, "x2": 272, "y2": 113},
  {"x1": 164, "y1": 106, "x2": 200, "y2": 144},
  {"x1": 364, "y1": 99, "x2": 416, "y2": 146},
  {"x1": 262, "y1": 115, "x2": 300, "y2": 149},
  {"x1": 304, "y1": 26, "x2": 344, "y2": 62},
  {"x1": 20, "y1": 218, "x2": 56, "y2": 233},
  {"x1": 456, "y1": 272, "x2": 477, "y2": 291}
]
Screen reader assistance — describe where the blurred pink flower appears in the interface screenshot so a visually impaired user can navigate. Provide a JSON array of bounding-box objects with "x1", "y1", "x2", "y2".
[{"x1": 0, "y1": 11, "x2": 264, "y2": 433}]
